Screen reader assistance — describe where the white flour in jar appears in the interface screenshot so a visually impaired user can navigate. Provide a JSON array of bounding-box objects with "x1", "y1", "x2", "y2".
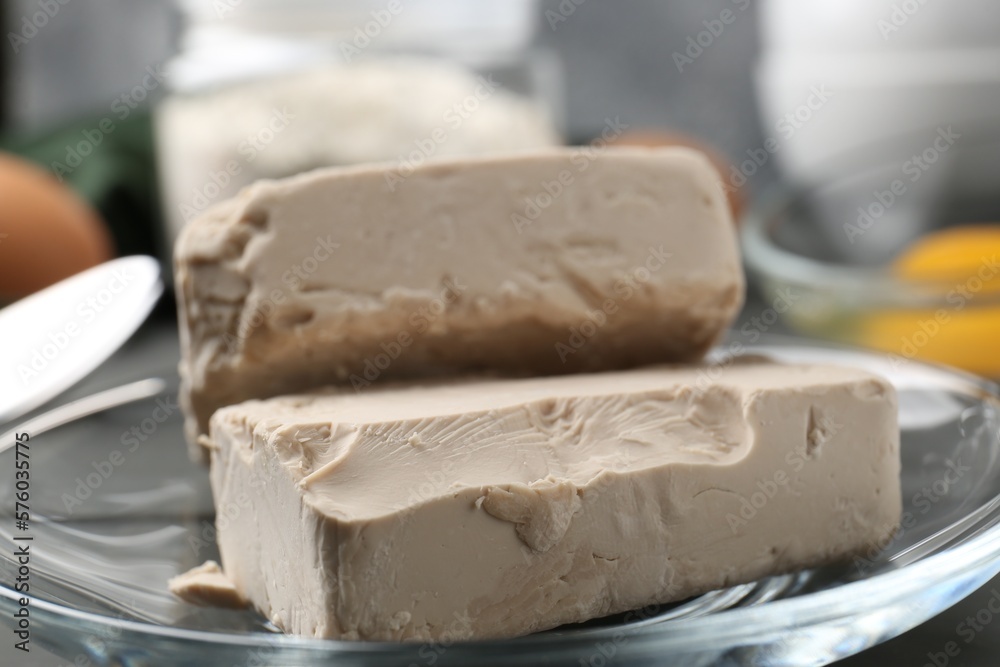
[{"x1": 156, "y1": 58, "x2": 559, "y2": 237}]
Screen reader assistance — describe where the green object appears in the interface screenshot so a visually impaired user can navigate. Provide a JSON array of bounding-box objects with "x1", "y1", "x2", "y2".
[{"x1": 0, "y1": 111, "x2": 164, "y2": 259}]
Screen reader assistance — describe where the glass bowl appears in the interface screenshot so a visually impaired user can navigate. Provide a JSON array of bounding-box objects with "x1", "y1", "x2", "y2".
[
  {"x1": 2, "y1": 337, "x2": 1000, "y2": 666},
  {"x1": 741, "y1": 164, "x2": 1000, "y2": 378}
]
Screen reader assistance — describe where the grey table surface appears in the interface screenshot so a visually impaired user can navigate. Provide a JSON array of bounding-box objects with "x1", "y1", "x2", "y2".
[{"x1": 4, "y1": 303, "x2": 1000, "y2": 666}]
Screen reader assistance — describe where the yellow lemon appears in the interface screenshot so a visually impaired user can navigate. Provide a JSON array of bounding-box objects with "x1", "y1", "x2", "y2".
[{"x1": 860, "y1": 225, "x2": 1000, "y2": 377}]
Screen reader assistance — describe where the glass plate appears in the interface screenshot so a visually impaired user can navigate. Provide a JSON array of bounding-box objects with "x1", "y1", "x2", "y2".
[{"x1": 2, "y1": 338, "x2": 1000, "y2": 667}]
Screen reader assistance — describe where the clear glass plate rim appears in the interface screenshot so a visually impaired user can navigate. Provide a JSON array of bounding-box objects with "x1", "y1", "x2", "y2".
[
  {"x1": 3, "y1": 341, "x2": 1000, "y2": 656},
  {"x1": 5, "y1": 519, "x2": 1000, "y2": 655}
]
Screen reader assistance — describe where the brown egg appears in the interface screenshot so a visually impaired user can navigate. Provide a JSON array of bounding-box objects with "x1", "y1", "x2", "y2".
[
  {"x1": 617, "y1": 129, "x2": 745, "y2": 221},
  {"x1": 0, "y1": 152, "x2": 114, "y2": 302}
]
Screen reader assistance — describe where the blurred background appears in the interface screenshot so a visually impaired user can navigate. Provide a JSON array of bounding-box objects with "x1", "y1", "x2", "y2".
[
  {"x1": 4, "y1": 0, "x2": 1000, "y2": 377},
  {"x1": 2, "y1": 2, "x2": 1000, "y2": 664},
  {"x1": 0, "y1": 0, "x2": 769, "y2": 263}
]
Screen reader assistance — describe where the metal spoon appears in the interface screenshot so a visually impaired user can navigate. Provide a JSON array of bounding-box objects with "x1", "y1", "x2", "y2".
[{"x1": 0, "y1": 256, "x2": 162, "y2": 423}]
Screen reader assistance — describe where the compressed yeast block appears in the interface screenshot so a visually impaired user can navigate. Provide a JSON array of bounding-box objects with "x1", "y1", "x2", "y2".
[
  {"x1": 201, "y1": 361, "x2": 901, "y2": 640},
  {"x1": 175, "y1": 147, "x2": 743, "y2": 457}
]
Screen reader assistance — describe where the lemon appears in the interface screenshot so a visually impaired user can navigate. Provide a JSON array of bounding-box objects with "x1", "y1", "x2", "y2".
[{"x1": 859, "y1": 225, "x2": 1000, "y2": 377}]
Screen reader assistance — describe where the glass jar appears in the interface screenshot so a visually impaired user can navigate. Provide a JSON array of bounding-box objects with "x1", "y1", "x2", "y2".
[{"x1": 155, "y1": 0, "x2": 563, "y2": 246}]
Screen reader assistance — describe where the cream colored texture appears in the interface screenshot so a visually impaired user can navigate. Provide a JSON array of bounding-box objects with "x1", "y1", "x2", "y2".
[
  {"x1": 204, "y1": 362, "x2": 901, "y2": 641},
  {"x1": 167, "y1": 560, "x2": 245, "y2": 609},
  {"x1": 175, "y1": 148, "x2": 744, "y2": 459}
]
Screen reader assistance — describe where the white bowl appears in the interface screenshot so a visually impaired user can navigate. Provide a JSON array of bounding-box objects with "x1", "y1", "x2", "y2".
[
  {"x1": 760, "y1": 0, "x2": 1000, "y2": 54},
  {"x1": 755, "y1": 50, "x2": 1000, "y2": 198},
  {"x1": 756, "y1": 0, "x2": 1000, "y2": 198}
]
